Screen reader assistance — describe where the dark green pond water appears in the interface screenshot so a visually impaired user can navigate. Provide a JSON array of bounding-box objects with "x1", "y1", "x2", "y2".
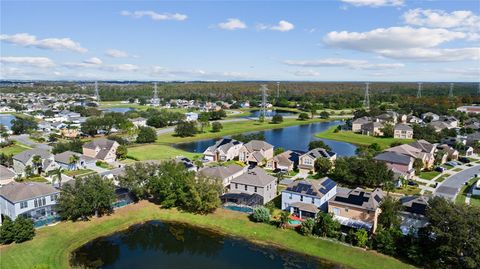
[{"x1": 70, "y1": 221, "x2": 344, "y2": 269}]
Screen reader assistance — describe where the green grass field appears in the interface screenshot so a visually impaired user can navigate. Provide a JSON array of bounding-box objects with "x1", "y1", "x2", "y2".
[
  {"x1": 0, "y1": 142, "x2": 31, "y2": 155},
  {"x1": 315, "y1": 127, "x2": 414, "y2": 149},
  {"x1": 436, "y1": 174, "x2": 450, "y2": 182},
  {"x1": 128, "y1": 143, "x2": 200, "y2": 161},
  {"x1": 0, "y1": 201, "x2": 415, "y2": 269},
  {"x1": 418, "y1": 171, "x2": 441, "y2": 180},
  {"x1": 64, "y1": 169, "x2": 95, "y2": 177},
  {"x1": 455, "y1": 177, "x2": 478, "y2": 205}
]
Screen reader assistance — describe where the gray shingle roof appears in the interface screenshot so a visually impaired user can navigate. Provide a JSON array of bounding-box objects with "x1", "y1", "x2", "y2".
[
  {"x1": 374, "y1": 151, "x2": 413, "y2": 165},
  {"x1": 0, "y1": 165, "x2": 16, "y2": 182},
  {"x1": 0, "y1": 182, "x2": 59, "y2": 203},
  {"x1": 83, "y1": 138, "x2": 116, "y2": 150},
  {"x1": 231, "y1": 167, "x2": 276, "y2": 187},
  {"x1": 394, "y1": 124, "x2": 413, "y2": 131},
  {"x1": 304, "y1": 148, "x2": 335, "y2": 159},
  {"x1": 243, "y1": 140, "x2": 273, "y2": 152},
  {"x1": 54, "y1": 151, "x2": 95, "y2": 164},
  {"x1": 198, "y1": 164, "x2": 244, "y2": 180},
  {"x1": 13, "y1": 148, "x2": 52, "y2": 165}
]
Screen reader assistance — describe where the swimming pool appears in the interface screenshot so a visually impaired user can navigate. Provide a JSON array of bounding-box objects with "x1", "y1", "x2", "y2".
[{"x1": 223, "y1": 205, "x2": 254, "y2": 214}]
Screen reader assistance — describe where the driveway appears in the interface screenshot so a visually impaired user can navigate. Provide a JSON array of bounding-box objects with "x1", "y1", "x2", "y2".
[{"x1": 434, "y1": 164, "x2": 480, "y2": 200}]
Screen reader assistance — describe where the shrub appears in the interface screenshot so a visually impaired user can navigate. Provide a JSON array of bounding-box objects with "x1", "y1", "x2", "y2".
[
  {"x1": 298, "y1": 113, "x2": 309, "y2": 120},
  {"x1": 211, "y1": 122, "x2": 223, "y2": 132},
  {"x1": 13, "y1": 216, "x2": 35, "y2": 243},
  {"x1": 250, "y1": 206, "x2": 271, "y2": 223},
  {"x1": 0, "y1": 216, "x2": 15, "y2": 244},
  {"x1": 271, "y1": 114, "x2": 283, "y2": 124},
  {"x1": 136, "y1": 126, "x2": 157, "y2": 143},
  {"x1": 299, "y1": 218, "x2": 315, "y2": 236}
]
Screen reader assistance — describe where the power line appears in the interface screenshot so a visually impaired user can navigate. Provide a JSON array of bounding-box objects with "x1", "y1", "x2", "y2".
[
  {"x1": 364, "y1": 82, "x2": 370, "y2": 109},
  {"x1": 417, "y1": 82, "x2": 422, "y2": 98},
  {"x1": 260, "y1": 84, "x2": 269, "y2": 119}
]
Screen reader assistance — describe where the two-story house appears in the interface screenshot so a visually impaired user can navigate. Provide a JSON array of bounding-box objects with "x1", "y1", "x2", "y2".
[
  {"x1": 298, "y1": 148, "x2": 336, "y2": 174},
  {"x1": 352, "y1": 116, "x2": 371, "y2": 133},
  {"x1": 198, "y1": 164, "x2": 245, "y2": 187},
  {"x1": 54, "y1": 151, "x2": 97, "y2": 170},
  {"x1": 82, "y1": 139, "x2": 119, "y2": 163},
  {"x1": 399, "y1": 196, "x2": 429, "y2": 235},
  {"x1": 265, "y1": 150, "x2": 303, "y2": 171},
  {"x1": 393, "y1": 124, "x2": 414, "y2": 139},
  {"x1": 238, "y1": 140, "x2": 274, "y2": 166},
  {"x1": 130, "y1": 117, "x2": 147, "y2": 128},
  {"x1": 203, "y1": 138, "x2": 243, "y2": 162},
  {"x1": 281, "y1": 178, "x2": 337, "y2": 219},
  {"x1": 13, "y1": 148, "x2": 59, "y2": 176},
  {"x1": 222, "y1": 167, "x2": 277, "y2": 205},
  {"x1": 328, "y1": 187, "x2": 384, "y2": 233},
  {"x1": 0, "y1": 182, "x2": 60, "y2": 226}
]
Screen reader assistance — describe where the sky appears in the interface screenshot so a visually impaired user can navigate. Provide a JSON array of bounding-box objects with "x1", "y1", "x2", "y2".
[{"x1": 0, "y1": 0, "x2": 479, "y2": 82}]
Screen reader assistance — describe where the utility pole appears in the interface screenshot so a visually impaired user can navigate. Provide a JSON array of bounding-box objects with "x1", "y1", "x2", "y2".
[
  {"x1": 276, "y1": 82, "x2": 280, "y2": 99},
  {"x1": 152, "y1": 82, "x2": 159, "y2": 106},
  {"x1": 417, "y1": 82, "x2": 422, "y2": 98},
  {"x1": 449, "y1": 83, "x2": 454, "y2": 98},
  {"x1": 364, "y1": 82, "x2": 370, "y2": 109},
  {"x1": 94, "y1": 81, "x2": 100, "y2": 102},
  {"x1": 260, "y1": 84, "x2": 268, "y2": 120}
]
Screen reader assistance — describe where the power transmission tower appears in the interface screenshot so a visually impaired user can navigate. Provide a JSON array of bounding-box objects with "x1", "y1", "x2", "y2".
[
  {"x1": 260, "y1": 84, "x2": 269, "y2": 119},
  {"x1": 449, "y1": 83, "x2": 454, "y2": 98},
  {"x1": 276, "y1": 82, "x2": 280, "y2": 99},
  {"x1": 152, "y1": 82, "x2": 159, "y2": 106},
  {"x1": 364, "y1": 82, "x2": 370, "y2": 109},
  {"x1": 417, "y1": 82, "x2": 422, "y2": 98},
  {"x1": 94, "y1": 81, "x2": 100, "y2": 102}
]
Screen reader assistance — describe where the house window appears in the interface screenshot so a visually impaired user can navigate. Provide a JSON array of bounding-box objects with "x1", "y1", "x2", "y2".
[
  {"x1": 289, "y1": 193, "x2": 292, "y2": 199},
  {"x1": 42, "y1": 197, "x2": 46, "y2": 205},
  {"x1": 254, "y1": 187, "x2": 257, "y2": 193},
  {"x1": 244, "y1": 185, "x2": 248, "y2": 191},
  {"x1": 345, "y1": 207, "x2": 349, "y2": 212},
  {"x1": 300, "y1": 195, "x2": 303, "y2": 202},
  {"x1": 50, "y1": 194, "x2": 56, "y2": 201},
  {"x1": 34, "y1": 199, "x2": 38, "y2": 208},
  {"x1": 235, "y1": 183, "x2": 238, "y2": 189},
  {"x1": 311, "y1": 197, "x2": 315, "y2": 204},
  {"x1": 333, "y1": 208, "x2": 340, "y2": 215},
  {"x1": 20, "y1": 201, "x2": 28, "y2": 209}
]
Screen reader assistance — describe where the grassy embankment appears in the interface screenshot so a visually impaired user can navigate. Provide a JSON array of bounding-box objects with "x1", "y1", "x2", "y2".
[
  {"x1": 315, "y1": 126, "x2": 414, "y2": 150},
  {"x1": 0, "y1": 142, "x2": 32, "y2": 155},
  {"x1": 456, "y1": 177, "x2": 480, "y2": 207},
  {"x1": 0, "y1": 201, "x2": 415, "y2": 269},
  {"x1": 128, "y1": 118, "x2": 332, "y2": 161}
]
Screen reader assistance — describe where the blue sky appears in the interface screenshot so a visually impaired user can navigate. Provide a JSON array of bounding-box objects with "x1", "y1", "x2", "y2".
[{"x1": 1, "y1": 0, "x2": 479, "y2": 81}]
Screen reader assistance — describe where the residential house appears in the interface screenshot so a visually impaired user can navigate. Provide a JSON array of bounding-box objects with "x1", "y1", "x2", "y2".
[
  {"x1": 386, "y1": 141, "x2": 436, "y2": 169},
  {"x1": 406, "y1": 115, "x2": 423, "y2": 124},
  {"x1": 203, "y1": 138, "x2": 243, "y2": 162},
  {"x1": 374, "y1": 151, "x2": 415, "y2": 179},
  {"x1": 375, "y1": 111, "x2": 398, "y2": 123},
  {"x1": 437, "y1": 116, "x2": 459, "y2": 128},
  {"x1": 13, "y1": 148, "x2": 59, "y2": 176},
  {"x1": 298, "y1": 148, "x2": 336, "y2": 174},
  {"x1": 428, "y1": 121, "x2": 450, "y2": 132},
  {"x1": 185, "y1": 112, "x2": 199, "y2": 122},
  {"x1": 0, "y1": 182, "x2": 59, "y2": 225},
  {"x1": 60, "y1": 127, "x2": 79, "y2": 138},
  {"x1": 328, "y1": 187, "x2": 384, "y2": 233},
  {"x1": 436, "y1": 144, "x2": 459, "y2": 161},
  {"x1": 352, "y1": 117, "x2": 371, "y2": 133},
  {"x1": 440, "y1": 136, "x2": 466, "y2": 147},
  {"x1": 466, "y1": 132, "x2": 480, "y2": 147},
  {"x1": 130, "y1": 117, "x2": 147, "y2": 128},
  {"x1": 222, "y1": 167, "x2": 277, "y2": 205},
  {"x1": 361, "y1": 121, "x2": 384, "y2": 136},
  {"x1": 281, "y1": 178, "x2": 337, "y2": 219},
  {"x1": 238, "y1": 140, "x2": 274, "y2": 166},
  {"x1": 399, "y1": 196, "x2": 429, "y2": 235},
  {"x1": 394, "y1": 124, "x2": 414, "y2": 139},
  {"x1": 174, "y1": 156, "x2": 198, "y2": 172},
  {"x1": 457, "y1": 105, "x2": 480, "y2": 114},
  {"x1": 54, "y1": 151, "x2": 96, "y2": 170},
  {"x1": 421, "y1": 112, "x2": 439, "y2": 122},
  {"x1": 197, "y1": 164, "x2": 245, "y2": 187},
  {"x1": 82, "y1": 139, "x2": 119, "y2": 163},
  {"x1": 0, "y1": 165, "x2": 16, "y2": 186},
  {"x1": 265, "y1": 150, "x2": 303, "y2": 171}
]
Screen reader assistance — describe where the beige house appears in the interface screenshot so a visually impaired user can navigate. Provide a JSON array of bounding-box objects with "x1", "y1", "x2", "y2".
[
  {"x1": 436, "y1": 144, "x2": 459, "y2": 161},
  {"x1": 298, "y1": 148, "x2": 336, "y2": 174},
  {"x1": 222, "y1": 167, "x2": 277, "y2": 205},
  {"x1": 12, "y1": 148, "x2": 59, "y2": 177},
  {"x1": 197, "y1": 164, "x2": 245, "y2": 187},
  {"x1": 328, "y1": 187, "x2": 384, "y2": 233},
  {"x1": 82, "y1": 139, "x2": 119, "y2": 163},
  {"x1": 352, "y1": 117, "x2": 371, "y2": 133},
  {"x1": 60, "y1": 127, "x2": 79, "y2": 138},
  {"x1": 238, "y1": 140, "x2": 274, "y2": 166},
  {"x1": 265, "y1": 150, "x2": 302, "y2": 171},
  {"x1": 393, "y1": 124, "x2": 414, "y2": 139},
  {"x1": 361, "y1": 121, "x2": 384, "y2": 136},
  {"x1": 385, "y1": 140, "x2": 435, "y2": 169}
]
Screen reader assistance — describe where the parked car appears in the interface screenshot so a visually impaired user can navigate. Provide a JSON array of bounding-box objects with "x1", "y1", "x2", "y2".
[
  {"x1": 445, "y1": 161, "x2": 457, "y2": 167},
  {"x1": 407, "y1": 180, "x2": 417, "y2": 186},
  {"x1": 435, "y1": 166, "x2": 445, "y2": 172},
  {"x1": 459, "y1": 157, "x2": 470, "y2": 163}
]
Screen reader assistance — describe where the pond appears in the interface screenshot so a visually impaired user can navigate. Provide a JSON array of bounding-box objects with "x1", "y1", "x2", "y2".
[
  {"x1": 0, "y1": 114, "x2": 16, "y2": 129},
  {"x1": 174, "y1": 121, "x2": 357, "y2": 157},
  {"x1": 103, "y1": 107, "x2": 135, "y2": 113},
  {"x1": 247, "y1": 109, "x2": 297, "y2": 118},
  {"x1": 70, "y1": 221, "x2": 342, "y2": 269}
]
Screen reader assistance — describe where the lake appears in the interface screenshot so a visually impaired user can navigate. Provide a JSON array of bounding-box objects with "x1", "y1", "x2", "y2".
[
  {"x1": 175, "y1": 121, "x2": 357, "y2": 157},
  {"x1": 70, "y1": 221, "x2": 341, "y2": 269},
  {"x1": 103, "y1": 107, "x2": 135, "y2": 113},
  {"x1": 0, "y1": 114, "x2": 16, "y2": 129},
  {"x1": 247, "y1": 109, "x2": 297, "y2": 118}
]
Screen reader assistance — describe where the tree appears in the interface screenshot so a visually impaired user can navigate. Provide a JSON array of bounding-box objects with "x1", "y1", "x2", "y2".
[
  {"x1": 198, "y1": 113, "x2": 210, "y2": 133},
  {"x1": 183, "y1": 176, "x2": 223, "y2": 214},
  {"x1": 24, "y1": 165, "x2": 34, "y2": 178},
  {"x1": 13, "y1": 216, "x2": 35, "y2": 243},
  {"x1": 314, "y1": 158, "x2": 332, "y2": 177},
  {"x1": 0, "y1": 216, "x2": 15, "y2": 244},
  {"x1": 298, "y1": 112, "x2": 309, "y2": 120},
  {"x1": 314, "y1": 212, "x2": 340, "y2": 238},
  {"x1": 330, "y1": 157, "x2": 395, "y2": 188},
  {"x1": 11, "y1": 117, "x2": 38, "y2": 135},
  {"x1": 278, "y1": 211, "x2": 290, "y2": 229},
  {"x1": 118, "y1": 162, "x2": 159, "y2": 200},
  {"x1": 68, "y1": 154, "x2": 80, "y2": 170},
  {"x1": 374, "y1": 227, "x2": 402, "y2": 256},
  {"x1": 308, "y1": 140, "x2": 332, "y2": 151},
  {"x1": 319, "y1": 111, "x2": 330, "y2": 119},
  {"x1": 378, "y1": 196, "x2": 403, "y2": 230},
  {"x1": 174, "y1": 121, "x2": 197, "y2": 137},
  {"x1": 116, "y1": 145, "x2": 128, "y2": 160},
  {"x1": 380, "y1": 123, "x2": 394, "y2": 137},
  {"x1": 52, "y1": 139, "x2": 84, "y2": 154},
  {"x1": 274, "y1": 147, "x2": 285, "y2": 156},
  {"x1": 250, "y1": 206, "x2": 271, "y2": 223},
  {"x1": 31, "y1": 155, "x2": 42, "y2": 174},
  {"x1": 51, "y1": 167, "x2": 64, "y2": 188},
  {"x1": 136, "y1": 126, "x2": 157, "y2": 143},
  {"x1": 271, "y1": 114, "x2": 283, "y2": 124},
  {"x1": 232, "y1": 133, "x2": 265, "y2": 143},
  {"x1": 211, "y1": 122, "x2": 223, "y2": 132},
  {"x1": 354, "y1": 228, "x2": 369, "y2": 248},
  {"x1": 299, "y1": 218, "x2": 315, "y2": 235},
  {"x1": 413, "y1": 158, "x2": 423, "y2": 174}
]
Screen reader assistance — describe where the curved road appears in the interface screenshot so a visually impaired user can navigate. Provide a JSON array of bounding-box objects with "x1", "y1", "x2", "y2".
[{"x1": 434, "y1": 164, "x2": 480, "y2": 200}]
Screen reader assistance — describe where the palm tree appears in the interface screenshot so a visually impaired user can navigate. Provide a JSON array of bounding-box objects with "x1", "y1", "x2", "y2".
[
  {"x1": 31, "y1": 155, "x2": 42, "y2": 175},
  {"x1": 69, "y1": 154, "x2": 80, "y2": 170},
  {"x1": 24, "y1": 165, "x2": 34, "y2": 178},
  {"x1": 51, "y1": 167, "x2": 64, "y2": 188}
]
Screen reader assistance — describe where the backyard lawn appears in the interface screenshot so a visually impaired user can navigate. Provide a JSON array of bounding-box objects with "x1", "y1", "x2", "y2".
[
  {"x1": 315, "y1": 127, "x2": 414, "y2": 149},
  {"x1": 393, "y1": 186, "x2": 421, "y2": 196},
  {"x1": 418, "y1": 171, "x2": 441, "y2": 180},
  {"x1": 0, "y1": 142, "x2": 31, "y2": 155},
  {"x1": 64, "y1": 169, "x2": 95, "y2": 177},
  {"x1": 0, "y1": 201, "x2": 415, "y2": 269},
  {"x1": 128, "y1": 143, "x2": 200, "y2": 161}
]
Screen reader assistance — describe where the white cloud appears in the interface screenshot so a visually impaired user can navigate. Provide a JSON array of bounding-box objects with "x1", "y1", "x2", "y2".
[
  {"x1": 284, "y1": 58, "x2": 404, "y2": 70},
  {"x1": 105, "y1": 49, "x2": 129, "y2": 58},
  {"x1": 0, "y1": 56, "x2": 55, "y2": 67},
  {"x1": 291, "y1": 70, "x2": 322, "y2": 77},
  {"x1": 83, "y1": 57, "x2": 103, "y2": 65},
  {"x1": 323, "y1": 26, "x2": 478, "y2": 61},
  {"x1": 403, "y1": 8, "x2": 480, "y2": 31},
  {"x1": 217, "y1": 18, "x2": 247, "y2": 30},
  {"x1": 341, "y1": 0, "x2": 404, "y2": 7},
  {"x1": 151, "y1": 66, "x2": 249, "y2": 80},
  {"x1": 257, "y1": 20, "x2": 295, "y2": 32},
  {"x1": 120, "y1": 10, "x2": 187, "y2": 21},
  {"x1": 0, "y1": 33, "x2": 87, "y2": 53},
  {"x1": 102, "y1": 64, "x2": 139, "y2": 72}
]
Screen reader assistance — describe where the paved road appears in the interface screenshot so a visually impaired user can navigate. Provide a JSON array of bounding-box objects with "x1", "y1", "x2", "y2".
[
  {"x1": 434, "y1": 164, "x2": 480, "y2": 200},
  {"x1": 10, "y1": 134, "x2": 52, "y2": 150}
]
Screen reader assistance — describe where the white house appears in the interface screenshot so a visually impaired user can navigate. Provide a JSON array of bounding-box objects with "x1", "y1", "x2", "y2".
[
  {"x1": 0, "y1": 182, "x2": 60, "y2": 226},
  {"x1": 281, "y1": 178, "x2": 337, "y2": 219},
  {"x1": 185, "y1": 112, "x2": 199, "y2": 122},
  {"x1": 203, "y1": 138, "x2": 243, "y2": 162},
  {"x1": 130, "y1": 117, "x2": 147, "y2": 128}
]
